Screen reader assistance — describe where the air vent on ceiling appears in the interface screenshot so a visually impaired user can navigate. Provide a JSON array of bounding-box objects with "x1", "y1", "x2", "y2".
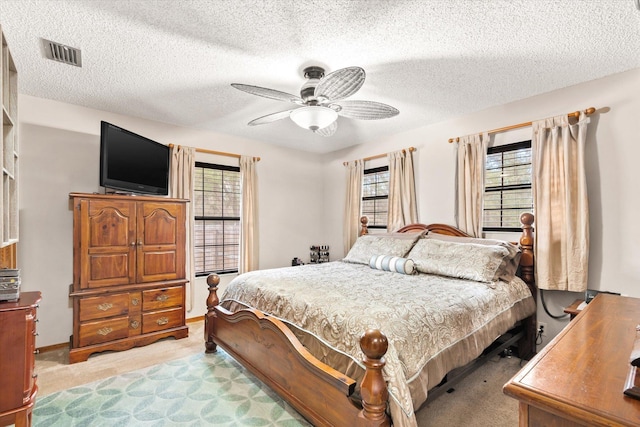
[{"x1": 42, "y1": 38, "x2": 82, "y2": 67}]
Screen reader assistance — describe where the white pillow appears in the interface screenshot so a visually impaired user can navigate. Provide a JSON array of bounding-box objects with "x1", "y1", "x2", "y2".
[{"x1": 369, "y1": 255, "x2": 415, "y2": 275}]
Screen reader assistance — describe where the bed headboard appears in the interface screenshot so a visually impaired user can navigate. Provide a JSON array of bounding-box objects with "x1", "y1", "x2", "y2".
[{"x1": 396, "y1": 222, "x2": 472, "y2": 237}]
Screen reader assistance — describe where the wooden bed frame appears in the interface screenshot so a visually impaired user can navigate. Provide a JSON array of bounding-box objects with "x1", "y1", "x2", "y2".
[{"x1": 204, "y1": 213, "x2": 536, "y2": 427}]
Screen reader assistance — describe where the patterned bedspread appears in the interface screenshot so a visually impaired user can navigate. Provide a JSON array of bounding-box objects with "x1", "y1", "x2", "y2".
[{"x1": 220, "y1": 261, "x2": 535, "y2": 427}]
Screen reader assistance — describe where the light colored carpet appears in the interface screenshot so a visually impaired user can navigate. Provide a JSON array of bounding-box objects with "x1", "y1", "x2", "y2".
[
  {"x1": 417, "y1": 356, "x2": 522, "y2": 426},
  {"x1": 35, "y1": 321, "x2": 523, "y2": 426}
]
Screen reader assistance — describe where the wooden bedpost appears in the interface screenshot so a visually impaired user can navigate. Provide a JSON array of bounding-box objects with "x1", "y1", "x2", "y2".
[
  {"x1": 518, "y1": 213, "x2": 537, "y2": 360},
  {"x1": 360, "y1": 216, "x2": 369, "y2": 236},
  {"x1": 358, "y1": 329, "x2": 391, "y2": 427},
  {"x1": 205, "y1": 274, "x2": 220, "y2": 353}
]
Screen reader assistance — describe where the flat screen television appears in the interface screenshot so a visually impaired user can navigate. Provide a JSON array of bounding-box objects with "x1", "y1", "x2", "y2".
[{"x1": 99, "y1": 121, "x2": 170, "y2": 195}]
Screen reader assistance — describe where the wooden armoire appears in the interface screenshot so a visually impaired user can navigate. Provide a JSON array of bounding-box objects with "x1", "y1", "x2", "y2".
[{"x1": 68, "y1": 193, "x2": 189, "y2": 363}]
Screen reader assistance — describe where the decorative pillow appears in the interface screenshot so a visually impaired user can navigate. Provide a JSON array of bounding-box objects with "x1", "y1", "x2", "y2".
[
  {"x1": 407, "y1": 238, "x2": 509, "y2": 283},
  {"x1": 369, "y1": 255, "x2": 416, "y2": 275},
  {"x1": 426, "y1": 233, "x2": 521, "y2": 282},
  {"x1": 343, "y1": 232, "x2": 423, "y2": 265}
]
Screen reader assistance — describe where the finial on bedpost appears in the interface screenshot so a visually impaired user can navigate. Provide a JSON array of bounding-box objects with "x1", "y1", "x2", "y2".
[
  {"x1": 205, "y1": 274, "x2": 220, "y2": 353},
  {"x1": 358, "y1": 329, "x2": 391, "y2": 426},
  {"x1": 519, "y1": 213, "x2": 535, "y2": 289},
  {"x1": 360, "y1": 216, "x2": 369, "y2": 236}
]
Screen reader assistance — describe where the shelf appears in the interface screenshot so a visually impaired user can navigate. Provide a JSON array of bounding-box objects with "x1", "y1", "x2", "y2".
[{"x1": 0, "y1": 26, "x2": 18, "y2": 249}]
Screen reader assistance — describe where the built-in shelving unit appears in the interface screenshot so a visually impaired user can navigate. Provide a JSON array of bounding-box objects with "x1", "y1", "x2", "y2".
[{"x1": 0, "y1": 25, "x2": 18, "y2": 250}]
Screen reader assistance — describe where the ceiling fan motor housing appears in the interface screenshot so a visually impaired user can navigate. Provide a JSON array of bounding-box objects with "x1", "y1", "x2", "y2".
[{"x1": 300, "y1": 66, "x2": 325, "y2": 101}]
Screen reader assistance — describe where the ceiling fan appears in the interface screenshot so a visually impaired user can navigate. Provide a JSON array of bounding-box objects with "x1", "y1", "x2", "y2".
[{"x1": 231, "y1": 66, "x2": 399, "y2": 137}]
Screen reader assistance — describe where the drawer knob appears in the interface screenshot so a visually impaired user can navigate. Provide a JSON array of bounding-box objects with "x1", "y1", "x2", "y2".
[
  {"x1": 131, "y1": 298, "x2": 140, "y2": 306},
  {"x1": 97, "y1": 303, "x2": 113, "y2": 311},
  {"x1": 155, "y1": 295, "x2": 169, "y2": 302},
  {"x1": 97, "y1": 327, "x2": 113, "y2": 336},
  {"x1": 34, "y1": 349, "x2": 40, "y2": 355},
  {"x1": 32, "y1": 373, "x2": 38, "y2": 379},
  {"x1": 33, "y1": 331, "x2": 39, "y2": 336},
  {"x1": 156, "y1": 317, "x2": 169, "y2": 326},
  {"x1": 130, "y1": 320, "x2": 140, "y2": 329}
]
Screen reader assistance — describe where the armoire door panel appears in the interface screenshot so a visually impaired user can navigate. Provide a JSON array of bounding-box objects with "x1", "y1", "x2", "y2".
[
  {"x1": 140, "y1": 208, "x2": 177, "y2": 245},
  {"x1": 88, "y1": 253, "x2": 130, "y2": 282},
  {"x1": 141, "y1": 251, "x2": 177, "y2": 277},
  {"x1": 78, "y1": 199, "x2": 136, "y2": 289},
  {"x1": 88, "y1": 208, "x2": 131, "y2": 247},
  {"x1": 137, "y1": 202, "x2": 185, "y2": 283}
]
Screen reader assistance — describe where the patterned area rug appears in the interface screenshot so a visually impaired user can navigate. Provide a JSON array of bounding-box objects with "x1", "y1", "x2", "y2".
[{"x1": 34, "y1": 351, "x2": 311, "y2": 426}]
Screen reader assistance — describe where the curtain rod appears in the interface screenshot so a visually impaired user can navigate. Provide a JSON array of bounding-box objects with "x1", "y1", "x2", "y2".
[
  {"x1": 168, "y1": 144, "x2": 261, "y2": 161},
  {"x1": 343, "y1": 147, "x2": 416, "y2": 166},
  {"x1": 447, "y1": 107, "x2": 597, "y2": 143}
]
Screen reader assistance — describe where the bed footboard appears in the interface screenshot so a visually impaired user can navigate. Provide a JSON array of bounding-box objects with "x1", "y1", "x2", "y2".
[{"x1": 205, "y1": 275, "x2": 391, "y2": 427}]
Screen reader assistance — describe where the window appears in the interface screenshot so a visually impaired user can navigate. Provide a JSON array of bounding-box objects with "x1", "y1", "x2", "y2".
[
  {"x1": 362, "y1": 166, "x2": 389, "y2": 229},
  {"x1": 193, "y1": 162, "x2": 240, "y2": 275},
  {"x1": 483, "y1": 141, "x2": 532, "y2": 232}
]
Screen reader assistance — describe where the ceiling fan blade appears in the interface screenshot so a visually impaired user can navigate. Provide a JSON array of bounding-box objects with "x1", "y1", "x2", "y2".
[
  {"x1": 314, "y1": 67, "x2": 365, "y2": 101},
  {"x1": 231, "y1": 83, "x2": 305, "y2": 105},
  {"x1": 247, "y1": 109, "x2": 295, "y2": 126},
  {"x1": 331, "y1": 100, "x2": 399, "y2": 120},
  {"x1": 314, "y1": 120, "x2": 338, "y2": 137}
]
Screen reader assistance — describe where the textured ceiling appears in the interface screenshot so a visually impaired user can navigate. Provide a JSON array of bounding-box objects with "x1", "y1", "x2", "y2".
[{"x1": 0, "y1": 0, "x2": 639, "y2": 153}]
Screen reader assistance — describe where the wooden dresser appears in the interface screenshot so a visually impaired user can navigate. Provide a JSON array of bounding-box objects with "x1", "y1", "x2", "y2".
[
  {"x1": 0, "y1": 291, "x2": 41, "y2": 427},
  {"x1": 68, "y1": 193, "x2": 189, "y2": 363},
  {"x1": 504, "y1": 293, "x2": 640, "y2": 426}
]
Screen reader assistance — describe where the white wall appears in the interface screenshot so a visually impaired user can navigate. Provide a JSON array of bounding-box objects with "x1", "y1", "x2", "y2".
[
  {"x1": 18, "y1": 95, "x2": 324, "y2": 347},
  {"x1": 322, "y1": 67, "x2": 640, "y2": 344}
]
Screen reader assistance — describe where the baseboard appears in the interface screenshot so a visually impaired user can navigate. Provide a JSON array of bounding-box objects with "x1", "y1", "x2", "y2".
[{"x1": 186, "y1": 315, "x2": 204, "y2": 323}]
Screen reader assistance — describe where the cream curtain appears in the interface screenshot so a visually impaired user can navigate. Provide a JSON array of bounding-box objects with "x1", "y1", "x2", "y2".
[
  {"x1": 239, "y1": 156, "x2": 259, "y2": 274},
  {"x1": 455, "y1": 133, "x2": 488, "y2": 237},
  {"x1": 387, "y1": 149, "x2": 418, "y2": 231},
  {"x1": 532, "y1": 113, "x2": 589, "y2": 292},
  {"x1": 344, "y1": 159, "x2": 364, "y2": 254},
  {"x1": 170, "y1": 145, "x2": 195, "y2": 311}
]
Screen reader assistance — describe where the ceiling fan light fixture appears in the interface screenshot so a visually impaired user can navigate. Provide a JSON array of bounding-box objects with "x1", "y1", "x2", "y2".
[{"x1": 290, "y1": 106, "x2": 338, "y2": 132}]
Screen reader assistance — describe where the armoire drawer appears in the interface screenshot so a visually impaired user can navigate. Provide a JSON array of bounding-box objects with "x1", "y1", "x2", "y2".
[
  {"x1": 142, "y1": 307, "x2": 183, "y2": 334},
  {"x1": 78, "y1": 293, "x2": 130, "y2": 322},
  {"x1": 78, "y1": 316, "x2": 129, "y2": 347},
  {"x1": 142, "y1": 286, "x2": 183, "y2": 311}
]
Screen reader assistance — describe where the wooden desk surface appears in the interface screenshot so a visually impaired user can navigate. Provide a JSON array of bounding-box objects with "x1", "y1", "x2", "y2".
[{"x1": 504, "y1": 294, "x2": 640, "y2": 426}]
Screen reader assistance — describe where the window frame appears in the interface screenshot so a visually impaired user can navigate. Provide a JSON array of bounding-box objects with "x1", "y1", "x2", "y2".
[
  {"x1": 362, "y1": 165, "x2": 389, "y2": 230},
  {"x1": 483, "y1": 140, "x2": 532, "y2": 233},
  {"x1": 193, "y1": 161, "x2": 241, "y2": 277}
]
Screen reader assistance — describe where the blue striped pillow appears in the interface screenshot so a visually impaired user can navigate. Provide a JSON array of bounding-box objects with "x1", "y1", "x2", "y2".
[{"x1": 369, "y1": 255, "x2": 416, "y2": 275}]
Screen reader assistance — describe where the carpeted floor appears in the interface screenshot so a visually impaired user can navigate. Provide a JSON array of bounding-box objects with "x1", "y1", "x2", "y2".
[
  {"x1": 417, "y1": 356, "x2": 522, "y2": 426},
  {"x1": 34, "y1": 321, "x2": 524, "y2": 426}
]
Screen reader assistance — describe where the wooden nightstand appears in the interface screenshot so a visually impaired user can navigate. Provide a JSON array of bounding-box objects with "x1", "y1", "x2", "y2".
[{"x1": 563, "y1": 299, "x2": 585, "y2": 320}]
